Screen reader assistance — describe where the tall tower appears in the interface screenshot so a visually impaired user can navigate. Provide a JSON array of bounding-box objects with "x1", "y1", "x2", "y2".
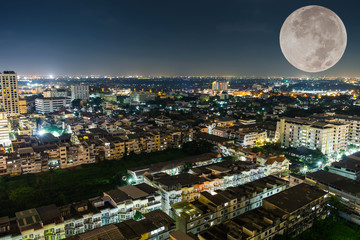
[
  {"x1": 0, "y1": 71, "x2": 19, "y2": 115},
  {"x1": 212, "y1": 81, "x2": 229, "y2": 91}
]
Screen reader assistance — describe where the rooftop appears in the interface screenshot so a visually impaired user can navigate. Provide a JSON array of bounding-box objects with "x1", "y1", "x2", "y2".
[
  {"x1": 264, "y1": 183, "x2": 326, "y2": 213},
  {"x1": 306, "y1": 170, "x2": 360, "y2": 197}
]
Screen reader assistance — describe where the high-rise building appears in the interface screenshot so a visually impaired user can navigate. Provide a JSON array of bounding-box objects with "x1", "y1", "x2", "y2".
[
  {"x1": 0, "y1": 111, "x2": 10, "y2": 146},
  {"x1": 71, "y1": 85, "x2": 89, "y2": 100},
  {"x1": 211, "y1": 81, "x2": 228, "y2": 91},
  {"x1": 0, "y1": 71, "x2": 19, "y2": 115}
]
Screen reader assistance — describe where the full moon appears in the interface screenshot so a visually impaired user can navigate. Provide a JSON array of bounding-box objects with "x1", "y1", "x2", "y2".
[{"x1": 280, "y1": 5, "x2": 347, "y2": 73}]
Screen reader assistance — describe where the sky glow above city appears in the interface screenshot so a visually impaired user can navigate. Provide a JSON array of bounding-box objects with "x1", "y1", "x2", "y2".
[{"x1": 0, "y1": 0, "x2": 359, "y2": 77}]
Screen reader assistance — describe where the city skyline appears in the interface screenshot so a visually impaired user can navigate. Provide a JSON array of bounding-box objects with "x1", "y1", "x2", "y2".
[{"x1": 1, "y1": 0, "x2": 360, "y2": 77}]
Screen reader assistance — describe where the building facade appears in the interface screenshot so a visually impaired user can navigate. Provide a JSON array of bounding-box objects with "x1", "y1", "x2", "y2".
[
  {"x1": 35, "y1": 97, "x2": 71, "y2": 114},
  {"x1": 276, "y1": 117, "x2": 348, "y2": 155},
  {"x1": 71, "y1": 85, "x2": 89, "y2": 101},
  {"x1": 0, "y1": 71, "x2": 19, "y2": 116}
]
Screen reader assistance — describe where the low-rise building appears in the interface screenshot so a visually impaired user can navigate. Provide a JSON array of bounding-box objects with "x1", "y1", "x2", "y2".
[
  {"x1": 128, "y1": 152, "x2": 220, "y2": 183},
  {"x1": 67, "y1": 210, "x2": 175, "y2": 240},
  {"x1": 103, "y1": 183, "x2": 162, "y2": 221},
  {"x1": 198, "y1": 183, "x2": 328, "y2": 239},
  {"x1": 328, "y1": 151, "x2": 360, "y2": 180},
  {"x1": 35, "y1": 97, "x2": 71, "y2": 114},
  {"x1": 171, "y1": 175, "x2": 288, "y2": 235},
  {"x1": 305, "y1": 170, "x2": 360, "y2": 225},
  {"x1": 256, "y1": 155, "x2": 289, "y2": 176},
  {"x1": 145, "y1": 160, "x2": 267, "y2": 214}
]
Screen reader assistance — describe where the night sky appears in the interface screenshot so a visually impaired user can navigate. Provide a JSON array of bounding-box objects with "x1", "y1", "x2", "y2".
[{"x1": 1, "y1": 0, "x2": 359, "y2": 77}]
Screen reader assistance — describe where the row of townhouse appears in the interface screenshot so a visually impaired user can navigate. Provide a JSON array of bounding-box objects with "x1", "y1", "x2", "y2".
[
  {"x1": 72, "y1": 127, "x2": 194, "y2": 161},
  {"x1": 67, "y1": 210, "x2": 175, "y2": 240},
  {"x1": 1, "y1": 123, "x2": 194, "y2": 175},
  {"x1": 292, "y1": 169, "x2": 360, "y2": 225},
  {"x1": 0, "y1": 141, "x2": 95, "y2": 175},
  {"x1": 144, "y1": 160, "x2": 270, "y2": 214},
  {"x1": 170, "y1": 175, "x2": 288, "y2": 235},
  {"x1": 127, "y1": 152, "x2": 221, "y2": 183},
  {"x1": 103, "y1": 183, "x2": 162, "y2": 221},
  {"x1": 198, "y1": 183, "x2": 328, "y2": 240},
  {"x1": 0, "y1": 183, "x2": 162, "y2": 240}
]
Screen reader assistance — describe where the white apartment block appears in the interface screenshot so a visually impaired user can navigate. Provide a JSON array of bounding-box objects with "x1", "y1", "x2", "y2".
[
  {"x1": 0, "y1": 112, "x2": 10, "y2": 146},
  {"x1": 71, "y1": 85, "x2": 89, "y2": 100},
  {"x1": 237, "y1": 130, "x2": 267, "y2": 147},
  {"x1": 35, "y1": 97, "x2": 71, "y2": 114},
  {"x1": 312, "y1": 113, "x2": 360, "y2": 147},
  {"x1": 211, "y1": 127, "x2": 267, "y2": 147},
  {"x1": 256, "y1": 155, "x2": 290, "y2": 176},
  {"x1": 0, "y1": 71, "x2": 19, "y2": 116},
  {"x1": 276, "y1": 117, "x2": 348, "y2": 155}
]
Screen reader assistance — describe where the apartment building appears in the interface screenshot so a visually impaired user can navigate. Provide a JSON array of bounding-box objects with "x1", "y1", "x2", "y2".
[
  {"x1": 145, "y1": 160, "x2": 267, "y2": 214},
  {"x1": 11, "y1": 205, "x2": 66, "y2": 240},
  {"x1": 0, "y1": 71, "x2": 19, "y2": 116},
  {"x1": 128, "y1": 152, "x2": 220, "y2": 183},
  {"x1": 256, "y1": 155, "x2": 290, "y2": 176},
  {"x1": 19, "y1": 98, "x2": 27, "y2": 114},
  {"x1": 71, "y1": 85, "x2": 89, "y2": 101},
  {"x1": 237, "y1": 129, "x2": 267, "y2": 147},
  {"x1": 211, "y1": 127, "x2": 267, "y2": 147},
  {"x1": 103, "y1": 183, "x2": 162, "y2": 221},
  {"x1": 43, "y1": 88, "x2": 68, "y2": 98},
  {"x1": 0, "y1": 112, "x2": 10, "y2": 147},
  {"x1": 155, "y1": 116, "x2": 173, "y2": 126},
  {"x1": 0, "y1": 183, "x2": 167, "y2": 239},
  {"x1": 198, "y1": 207, "x2": 287, "y2": 240},
  {"x1": 312, "y1": 113, "x2": 360, "y2": 146},
  {"x1": 212, "y1": 81, "x2": 229, "y2": 92},
  {"x1": 328, "y1": 151, "x2": 360, "y2": 180},
  {"x1": 63, "y1": 142, "x2": 95, "y2": 168},
  {"x1": 145, "y1": 172, "x2": 205, "y2": 214},
  {"x1": 0, "y1": 138, "x2": 95, "y2": 175},
  {"x1": 305, "y1": 170, "x2": 360, "y2": 225},
  {"x1": 276, "y1": 117, "x2": 348, "y2": 155},
  {"x1": 35, "y1": 97, "x2": 71, "y2": 114},
  {"x1": 67, "y1": 210, "x2": 174, "y2": 240},
  {"x1": 198, "y1": 183, "x2": 327, "y2": 239},
  {"x1": 171, "y1": 176, "x2": 288, "y2": 235}
]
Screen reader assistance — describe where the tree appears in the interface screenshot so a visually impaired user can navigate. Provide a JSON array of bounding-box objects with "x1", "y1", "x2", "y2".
[
  {"x1": 134, "y1": 210, "x2": 143, "y2": 221},
  {"x1": 72, "y1": 99, "x2": 81, "y2": 108},
  {"x1": 9, "y1": 187, "x2": 35, "y2": 208},
  {"x1": 223, "y1": 156, "x2": 237, "y2": 162},
  {"x1": 181, "y1": 162, "x2": 193, "y2": 173},
  {"x1": 328, "y1": 195, "x2": 344, "y2": 219},
  {"x1": 182, "y1": 140, "x2": 213, "y2": 155}
]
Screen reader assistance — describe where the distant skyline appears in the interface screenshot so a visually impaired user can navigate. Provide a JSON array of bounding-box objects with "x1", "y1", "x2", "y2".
[{"x1": 1, "y1": 0, "x2": 360, "y2": 77}]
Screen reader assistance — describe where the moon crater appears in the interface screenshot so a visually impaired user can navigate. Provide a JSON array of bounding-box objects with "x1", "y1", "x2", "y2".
[{"x1": 280, "y1": 5, "x2": 347, "y2": 72}]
